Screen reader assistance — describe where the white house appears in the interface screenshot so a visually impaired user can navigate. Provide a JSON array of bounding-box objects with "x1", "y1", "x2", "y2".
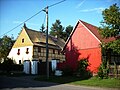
[{"x1": 8, "y1": 24, "x2": 65, "y2": 64}]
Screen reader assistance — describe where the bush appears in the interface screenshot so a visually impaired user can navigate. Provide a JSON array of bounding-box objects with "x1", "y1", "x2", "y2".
[
  {"x1": 1, "y1": 58, "x2": 14, "y2": 72},
  {"x1": 61, "y1": 65, "x2": 74, "y2": 76},
  {"x1": 76, "y1": 59, "x2": 92, "y2": 79},
  {"x1": 0, "y1": 58, "x2": 23, "y2": 72},
  {"x1": 11, "y1": 64, "x2": 23, "y2": 71},
  {"x1": 98, "y1": 59, "x2": 109, "y2": 79}
]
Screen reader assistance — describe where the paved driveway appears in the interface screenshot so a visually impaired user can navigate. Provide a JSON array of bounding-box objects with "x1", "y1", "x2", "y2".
[{"x1": 0, "y1": 76, "x2": 118, "y2": 90}]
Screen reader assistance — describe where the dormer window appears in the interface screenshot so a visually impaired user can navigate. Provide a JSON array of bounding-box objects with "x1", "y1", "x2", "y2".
[{"x1": 22, "y1": 38, "x2": 24, "y2": 43}]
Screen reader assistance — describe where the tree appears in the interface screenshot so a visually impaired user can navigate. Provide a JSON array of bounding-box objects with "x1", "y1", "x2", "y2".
[
  {"x1": 99, "y1": 3, "x2": 120, "y2": 54},
  {"x1": 63, "y1": 25, "x2": 73, "y2": 41},
  {"x1": 50, "y1": 19, "x2": 64, "y2": 38},
  {"x1": 40, "y1": 24, "x2": 45, "y2": 33},
  {"x1": 0, "y1": 35, "x2": 14, "y2": 62},
  {"x1": 99, "y1": 4, "x2": 120, "y2": 78}
]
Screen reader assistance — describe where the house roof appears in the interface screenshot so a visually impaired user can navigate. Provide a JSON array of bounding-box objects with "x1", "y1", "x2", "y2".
[
  {"x1": 80, "y1": 20, "x2": 116, "y2": 43},
  {"x1": 63, "y1": 20, "x2": 116, "y2": 51},
  {"x1": 24, "y1": 25, "x2": 65, "y2": 50}
]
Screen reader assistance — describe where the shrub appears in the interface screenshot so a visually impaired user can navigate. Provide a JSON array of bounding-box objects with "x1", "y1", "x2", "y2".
[
  {"x1": 61, "y1": 65, "x2": 74, "y2": 76},
  {"x1": 76, "y1": 59, "x2": 92, "y2": 79},
  {"x1": 98, "y1": 59, "x2": 109, "y2": 79},
  {"x1": 0, "y1": 58, "x2": 23, "y2": 72},
  {"x1": 11, "y1": 64, "x2": 23, "y2": 71},
  {"x1": 1, "y1": 58, "x2": 14, "y2": 72}
]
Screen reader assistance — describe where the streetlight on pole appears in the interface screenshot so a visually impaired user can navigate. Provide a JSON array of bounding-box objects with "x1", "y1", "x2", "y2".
[{"x1": 43, "y1": 6, "x2": 49, "y2": 79}]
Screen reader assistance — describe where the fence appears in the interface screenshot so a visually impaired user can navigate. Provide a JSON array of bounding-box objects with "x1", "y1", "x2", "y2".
[{"x1": 109, "y1": 65, "x2": 120, "y2": 78}]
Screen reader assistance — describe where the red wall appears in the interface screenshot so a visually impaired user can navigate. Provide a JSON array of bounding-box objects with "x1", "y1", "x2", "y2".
[
  {"x1": 63, "y1": 22, "x2": 102, "y2": 74},
  {"x1": 79, "y1": 48, "x2": 101, "y2": 73}
]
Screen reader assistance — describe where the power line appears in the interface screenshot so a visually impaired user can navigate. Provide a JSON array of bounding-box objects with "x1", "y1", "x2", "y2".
[
  {"x1": 48, "y1": 0, "x2": 66, "y2": 8},
  {"x1": 0, "y1": 0, "x2": 66, "y2": 37},
  {"x1": 0, "y1": 10, "x2": 43, "y2": 37}
]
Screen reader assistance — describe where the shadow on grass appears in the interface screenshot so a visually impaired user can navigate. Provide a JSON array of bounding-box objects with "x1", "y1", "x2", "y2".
[
  {"x1": 1, "y1": 71, "x2": 120, "y2": 89},
  {"x1": 34, "y1": 75, "x2": 120, "y2": 88},
  {"x1": 34, "y1": 75, "x2": 89, "y2": 84}
]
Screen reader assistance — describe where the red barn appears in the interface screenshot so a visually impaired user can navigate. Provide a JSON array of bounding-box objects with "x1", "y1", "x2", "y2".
[{"x1": 61, "y1": 20, "x2": 116, "y2": 74}]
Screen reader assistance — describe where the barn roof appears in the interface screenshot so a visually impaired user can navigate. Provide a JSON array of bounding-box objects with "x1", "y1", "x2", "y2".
[
  {"x1": 63, "y1": 20, "x2": 117, "y2": 51},
  {"x1": 80, "y1": 20, "x2": 116, "y2": 43},
  {"x1": 24, "y1": 25, "x2": 65, "y2": 50}
]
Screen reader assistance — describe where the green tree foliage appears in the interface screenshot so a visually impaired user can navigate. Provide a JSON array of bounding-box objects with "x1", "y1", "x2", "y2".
[
  {"x1": 76, "y1": 59, "x2": 92, "y2": 79},
  {"x1": 98, "y1": 59, "x2": 109, "y2": 79},
  {"x1": 63, "y1": 25, "x2": 73, "y2": 41},
  {"x1": 99, "y1": 4, "x2": 120, "y2": 54},
  {"x1": 40, "y1": 24, "x2": 45, "y2": 33},
  {"x1": 50, "y1": 19, "x2": 73, "y2": 41},
  {"x1": 50, "y1": 19, "x2": 64, "y2": 38},
  {"x1": 0, "y1": 35, "x2": 14, "y2": 62}
]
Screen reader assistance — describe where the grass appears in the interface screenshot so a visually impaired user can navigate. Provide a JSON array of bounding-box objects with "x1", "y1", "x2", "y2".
[
  {"x1": 35, "y1": 76, "x2": 120, "y2": 88},
  {"x1": 35, "y1": 76, "x2": 81, "y2": 84},
  {"x1": 1, "y1": 71, "x2": 120, "y2": 88},
  {"x1": 70, "y1": 77, "x2": 120, "y2": 88}
]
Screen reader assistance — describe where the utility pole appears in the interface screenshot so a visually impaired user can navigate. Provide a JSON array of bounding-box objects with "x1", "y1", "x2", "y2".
[
  {"x1": 43, "y1": 6, "x2": 49, "y2": 79},
  {"x1": 42, "y1": 0, "x2": 66, "y2": 79}
]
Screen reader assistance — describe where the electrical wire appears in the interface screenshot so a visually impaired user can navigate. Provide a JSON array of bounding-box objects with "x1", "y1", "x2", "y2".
[
  {"x1": 0, "y1": 10, "x2": 43, "y2": 37},
  {"x1": 48, "y1": 0, "x2": 66, "y2": 8},
  {"x1": 0, "y1": 0, "x2": 66, "y2": 37}
]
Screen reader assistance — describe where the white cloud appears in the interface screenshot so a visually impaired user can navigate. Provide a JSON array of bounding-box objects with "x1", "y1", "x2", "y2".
[
  {"x1": 76, "y1": 0, "x2": 86, "y2": 8},
  {"x1": 79, "y1": 7, "x2": 105, "y2": 13}
]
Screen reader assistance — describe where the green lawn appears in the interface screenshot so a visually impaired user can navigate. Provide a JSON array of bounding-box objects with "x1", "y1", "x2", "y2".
[
  {"x1": 70, "y1": 77, "x2": 120, "y2": 88},
  {"x1": 35, "y1": 76, "x2": 120, "y2": 88}
]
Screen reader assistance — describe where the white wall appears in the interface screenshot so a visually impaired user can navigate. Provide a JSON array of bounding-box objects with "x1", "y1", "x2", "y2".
[{"x1": 8, "y1": 46, "x2": 33, "y2": 64}]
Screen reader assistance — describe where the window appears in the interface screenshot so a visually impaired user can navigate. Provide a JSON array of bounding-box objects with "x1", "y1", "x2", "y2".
[
  {"x1": 22, "y1": 38, "x2": 24, "y2": 43},
  {"x1": 17, "y1": 49, "x2": 20, "y2": 55},
  {"x1": 53, "y1": 49, "x2": 55, "y2": 54},
  {"x1": 26, "y1": 48, "x2": 29, "y2": 54},
  {"x1": 58, "y1": 50, "x2": 60, "y2": 55},
  {"x1": 38, "y1": 47, "x2": 41, "y2": 53},
  {"x1": 19, "y1": 60, "x2": 21, "y2": 64}
]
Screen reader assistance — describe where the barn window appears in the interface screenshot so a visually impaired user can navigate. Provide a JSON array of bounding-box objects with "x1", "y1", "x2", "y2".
[
  {"x1": 22, "y1": 38, "x2": 24, "y2": 43},
  {"x1": 17, "y1": 49, "x2": 20, "y2": 55},
  {"x1": 26, "y1": 48, "x2": 29, "y2": 54}
]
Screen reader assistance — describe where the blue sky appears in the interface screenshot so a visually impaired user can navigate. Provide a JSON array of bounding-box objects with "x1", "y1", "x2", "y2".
[{"x1": 0, "y1": 0, "x2": 120, "y2": 39}]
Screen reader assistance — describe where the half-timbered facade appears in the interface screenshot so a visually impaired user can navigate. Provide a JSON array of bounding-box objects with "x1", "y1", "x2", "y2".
[{"x1": 8, "y1": 24, "x2": 65, "y2": 64}]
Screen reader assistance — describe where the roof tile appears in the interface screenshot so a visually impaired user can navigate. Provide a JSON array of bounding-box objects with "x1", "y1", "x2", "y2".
[{"x1": 24, "y1": 27, "x2": 65, "y2": 50}]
